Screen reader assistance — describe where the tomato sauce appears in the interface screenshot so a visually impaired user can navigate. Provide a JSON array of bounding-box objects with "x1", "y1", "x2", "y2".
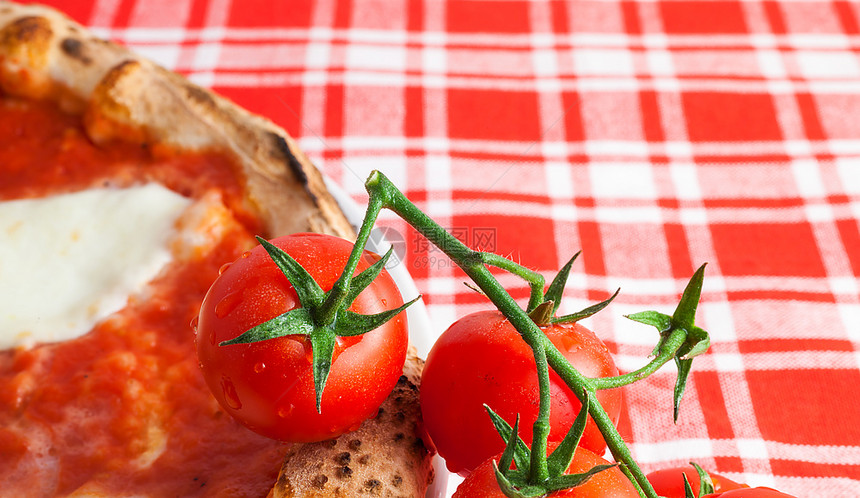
[
  {"x1": 0, "y1": 96, "x2": 261, "y2": 233},
  {"x1": 0, "y1": 96, "x2": 287, "y2": 496}
]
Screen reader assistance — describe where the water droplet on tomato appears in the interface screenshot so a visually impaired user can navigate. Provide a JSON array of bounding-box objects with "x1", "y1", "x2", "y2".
[
  {"x1": 381, "y1": 298, "x2": 388, "y2": 306},
  {"x1": 215, "y1": 291, "x2": 242, "y2": 319},
  {"x1": 559, "y1": 334, "x2": 582, "y2": 354},
  {"x1": 218, "y1": 262, "x2": 233, "y2": 275},
  {"x1": 220, "y1": 376, "x2": 242, "y2": 410},
  {"x1": 253, "y1": 362, "x2": 266, "y2": 373},
  {"x1": 189, "y1": 316, "x2": 199, "y2": 332},
  {"x1": 277, "y1": 404, "x2": 294, "y2": 418},
  {"x1": 241, "y1": 251, "x2": 251, "y2": 259}
]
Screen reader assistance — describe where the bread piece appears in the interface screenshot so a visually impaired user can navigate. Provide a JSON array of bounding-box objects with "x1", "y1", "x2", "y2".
[{"x1": 271, "y1": 349, "x2": 435, "y2": 497}]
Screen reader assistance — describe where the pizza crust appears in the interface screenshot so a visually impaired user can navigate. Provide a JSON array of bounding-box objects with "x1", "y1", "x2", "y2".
[
  {"x1": 0, "y1": 0, "x2": 353, "y2": 239},
  {"x1": 0, "y1": 2, "x2": 435, "y2": 496}
]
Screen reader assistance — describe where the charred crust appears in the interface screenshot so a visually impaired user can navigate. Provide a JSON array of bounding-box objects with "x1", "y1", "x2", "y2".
[
  {"x1": 184, "y1": 83, "x2": 215, "y2": 109},
  {"x1": 392, "y1": 475, "x2": 403, "y2": 487},
  {"x1": 334, "y1": 451, "x2": 351, "y2": 466},
  {"x1": 311, "y1": 474, "x2": 328, "y2": 489},
  {"x1": 412, "y1": 436, "x2": 431, "y2": 457},
  {"x1": 364, "y1": 479, "x2": 382, "y2": 492},
  {"x1": 393, "y1": 432, "x2": 405, "y2": 442},
  {"x1": 323, "y1": 438, "x2": 337, "y2": 448},
  {"x1": 60, "y1": 37, "x2": 91, "y2": 64},
  {"x1": 396, "y1": 374, "x2": 419, "y2": 392},
  {"x1": 103, "y1": 59, "x2": 140, "y2": 82},
  {"x1": 337, "y1": 466, "x2": 353, "y2": 479},
  {"x1": 358, "y1": 454, "x2": 371, "y2": 465},
  {"x1": 348, "y1": 439, "x2": 362, "y2": 451},
  {"x1": 270, "y1": 131, "x2": 317, "y2": 204},
  {"x1": 6, "y1": 16, "x2": 51, "y2": 43},
  {"x1": 275, "y1": 471, "x2": 292, "y2": 495}
]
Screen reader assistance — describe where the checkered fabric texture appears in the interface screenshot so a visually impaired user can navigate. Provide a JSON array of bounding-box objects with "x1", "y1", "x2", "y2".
[{"x1": 39, "y1": 0, "x2": 860, "y2": 495}]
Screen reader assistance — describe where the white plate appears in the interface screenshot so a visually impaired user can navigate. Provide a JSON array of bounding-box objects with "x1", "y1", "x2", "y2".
[{"x1": 325, "y1": 179, "x2": 450, "y2": 497}]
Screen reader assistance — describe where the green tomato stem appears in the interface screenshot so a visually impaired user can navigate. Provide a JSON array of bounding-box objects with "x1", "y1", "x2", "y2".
[
  {"x1": 590, "y1": 388, "x2": 654, "y2": 496},
  {"x1": 542, "y1": 329, "x2": 681, "y2": 497},
  {"x1": 479, "y1": 252, "x2": 546, "y2": 312},
  {"x1": 592, "y1": 328, "x2": 688, "y2": 390},
  {"x1": 361, "y1": 171, "x2": 659, "y2": 497},
  {"x1": 362, "y1": 172, "x2": 554, "y2": 483},
  {"x1": 317, "y1": 195, "x2": 386, "y2": 325}
]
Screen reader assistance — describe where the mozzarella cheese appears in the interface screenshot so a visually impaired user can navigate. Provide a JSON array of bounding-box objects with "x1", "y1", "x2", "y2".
[{"x1": 0, "y1": 184, "x2": 192, "y2": 349}]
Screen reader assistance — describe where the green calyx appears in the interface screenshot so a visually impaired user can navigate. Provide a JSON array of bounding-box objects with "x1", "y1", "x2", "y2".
[
  {"x1": 527, "y1": 252, "x2": 619, "y2": 327},
  {"x1": 220, "y1": 236, "x2": 419, "y2": 412},
  {"x1": 625, "y1": 263, "x2": 710, "y2": 422},
  {"x1": 487, "y1": 392, "x2": 615, "y2": 498},
  {"x1": 683, "y1": 462, "x2": 717, "y2": 498}
]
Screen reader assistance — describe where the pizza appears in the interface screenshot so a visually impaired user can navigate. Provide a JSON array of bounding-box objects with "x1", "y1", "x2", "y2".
[{"x1": 0, "y1": 2, "x2": 433, "y2": 496}]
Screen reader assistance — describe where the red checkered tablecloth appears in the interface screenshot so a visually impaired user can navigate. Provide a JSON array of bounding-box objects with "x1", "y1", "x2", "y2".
[{"x1": 31, "y1": 0, "x2": 860, "y2": 495}]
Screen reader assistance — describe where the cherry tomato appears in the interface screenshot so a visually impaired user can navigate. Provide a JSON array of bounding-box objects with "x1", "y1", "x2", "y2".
[
  {"x1": 705, "y1": 488, "x2": 797, "y2": 498},
  {"x1": 454, "y1": 446, "x2": 639, "y2": 497},
  {"x1": 196, "y1": 233, "x2": 409, "y2": 442},
  {"x1": 647, "y1": 465, "x2": 747, "y2": 497},
  {"x1": 420, "y1": 310, "x2": 622, "y2": 475}
]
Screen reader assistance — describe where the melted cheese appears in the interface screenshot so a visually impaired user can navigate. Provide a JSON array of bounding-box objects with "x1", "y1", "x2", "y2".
[{"x1": 0, "y1": 185, "x2": 191, "y2": 349}]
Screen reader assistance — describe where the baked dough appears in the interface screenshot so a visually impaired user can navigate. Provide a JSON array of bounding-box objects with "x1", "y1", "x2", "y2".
[
  {"x1": 0, "y1": 0, "x2": 353, "y2": 239},
  {"x1": 0, "y1": 2, "x2": 434, "y2": 496},
  {"x1": 271, "y1": 349, "x2": 434, "y2": 498}
]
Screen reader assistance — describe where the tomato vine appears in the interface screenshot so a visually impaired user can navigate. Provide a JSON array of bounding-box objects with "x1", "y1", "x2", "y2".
[{"x1": 346, "y1": 170, "x2": 711, "y2": 498}]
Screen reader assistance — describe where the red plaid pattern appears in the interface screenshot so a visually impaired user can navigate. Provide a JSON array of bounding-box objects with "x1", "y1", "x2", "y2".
[{"x1": 33, "y1": 0, "x2": 860, "y2": 495}]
